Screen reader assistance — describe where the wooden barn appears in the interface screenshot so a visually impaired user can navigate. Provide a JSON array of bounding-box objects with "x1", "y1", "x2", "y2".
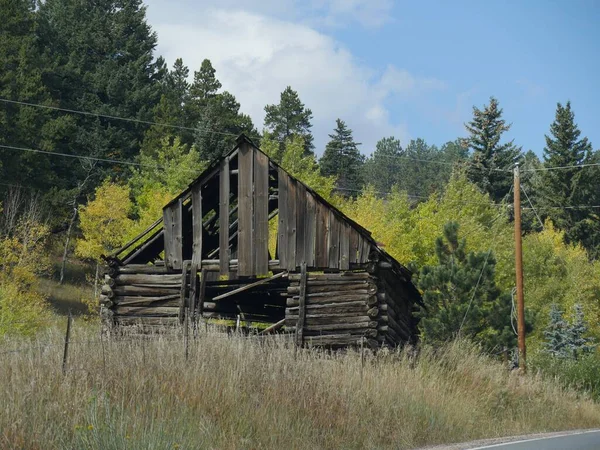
[{"x1": 101, "y1": 135, "x2": 423, "y2": 348}]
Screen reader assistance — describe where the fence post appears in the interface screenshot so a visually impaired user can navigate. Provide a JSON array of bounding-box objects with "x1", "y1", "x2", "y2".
[
  {"x1": 184, "y1": 307, "x2": 189, "y2": 361},
  {"x1": 62, "y1": 311, "x2": 72, "y2": 375}
]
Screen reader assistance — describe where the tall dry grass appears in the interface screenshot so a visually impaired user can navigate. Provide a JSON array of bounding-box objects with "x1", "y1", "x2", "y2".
[{"x1": 1, "y1": 323, "x2": 600, "y2": 450}]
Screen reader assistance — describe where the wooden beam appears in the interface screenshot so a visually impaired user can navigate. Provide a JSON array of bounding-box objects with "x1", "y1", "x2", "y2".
[
  {"x1": 211, "y1": 271, "x2": 287, "y2": 301},
  {"x1": 238, "y1": 142, "x2": 254, "y2": 276},
  {"x1": 191, "y1": 184, "x2": 202, "y2": 265},
  {"x1": 258, "y1": 318, "x2": 286, "y2": 335},
  {"x1": 254, "y1": 149, "x2": 269, "y2": 275},
  {"x1": 219, "y1": 157, "x2": 230, "y2": 276},
  {"x1": 295, "y1": 262, "x2": 307, "y2": 347}
]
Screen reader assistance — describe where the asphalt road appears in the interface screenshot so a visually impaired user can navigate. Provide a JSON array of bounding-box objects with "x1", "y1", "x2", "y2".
[{"x1": 469, "y1": 430, "x2": 600, "y2": 450}]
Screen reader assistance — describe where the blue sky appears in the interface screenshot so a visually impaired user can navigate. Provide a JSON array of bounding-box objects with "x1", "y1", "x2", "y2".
[{"x1": 146, "y1": 0, "x2": 600, "y2": 156}]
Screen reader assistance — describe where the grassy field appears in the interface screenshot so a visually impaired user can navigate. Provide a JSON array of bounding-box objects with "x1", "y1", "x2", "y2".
[{"x1": 1, "y1": 324, "x2": 600, "y2": 450}]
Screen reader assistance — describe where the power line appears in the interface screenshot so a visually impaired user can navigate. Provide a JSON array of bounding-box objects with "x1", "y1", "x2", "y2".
[
  {"x1": 0, "y1": 143, "x2": 200, "y2": 174},
  {"x1": 521, "y1": 162, "x2": 600, "y2": 172},
  {"x1": 0, "y1": 97, "x2": 238, "y2": 138},
  {"x1": 520, "y1": 184, "x2": 544, "y2": 229}
]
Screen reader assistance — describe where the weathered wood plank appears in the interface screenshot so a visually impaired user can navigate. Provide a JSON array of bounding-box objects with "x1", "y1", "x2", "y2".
[
  {"x1": 163, "y1": 205, "x2": 174, "y2": 269},
  {"x1": 191, "y1": 184, "x2": 202, "y2": 265},
  {"x1": 328, "y1": 212, "x2": 340, "y2": 269},
  {"x1": 254, "y1": 150, "x2": 269, "y2": 276},
  {"x1": 288, "y1": 272, "x2": 370, "y2": 281},
  {"x1": 219, "y1": 158, "x2": 230, "y2": 276},
  {"x1": 304, "y1": 192, "x2": 316, "y2": 268},
  {"x1": 238, "y1": 143, "x2": 254, "y2": 276},
  {"x1": 277, "y1": 167, "x2": 288, "y2": 269},
  {"x1": 173, "y1": 200, "x2": 184, "y2": 270},
  {"x1": 349, "y1": 228, "x2": 359, "y2": 264},
  {"x1": 286, "y1": 177, "x2": 297, "y2": 270},
  {"x1": 295, "y1": 183, "x2": 307, "y2": 268},
  {"x1": 315, "y1": 201, "x2": 329, "y2": 268},
  {"x1": 340, "y1": 222, "x2": 350, "y2": 270},
  {"x1": 295, "y1": 263, "x2": 307, "y2": 346},
  {"x1": 114, "y1": 274, "x2": 183, "y2": 284},
  {"x1": 361, "y1": 238, "x2": 371, "y2": 264}
]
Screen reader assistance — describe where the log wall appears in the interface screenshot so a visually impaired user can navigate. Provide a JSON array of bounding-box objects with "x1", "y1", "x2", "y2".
[{"x1": 284, "y1": 271, "x2": 417, "y2": 348}]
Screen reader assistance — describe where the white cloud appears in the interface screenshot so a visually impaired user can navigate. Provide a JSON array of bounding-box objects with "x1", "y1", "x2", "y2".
[{"x1": 147, "y1": 5, "x2": 443, "y2": 154}]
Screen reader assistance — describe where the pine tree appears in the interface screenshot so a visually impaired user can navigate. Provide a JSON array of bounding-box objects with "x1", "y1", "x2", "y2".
[
  {"x1": 194, "y1": 91, "x2": 259, "y2": 161},
  {"x1": 538, "y1": 102, "x2": 600, "y2": 256},
  {"x1": 38, "y1": 0, "x2": 163, "y2": 175},
  {"x1": 568, "y1": 304, "x2": 597, "y2": 359},
  {"x1": 264, "y1": 86, "x2": 314, "y2": 158},
  {"x1": 417, "y1": 222, "x2": 514, "y2": 350},
  {"x1": 543, "y1": 304, "x2": 570, "y2": 358},
  {"x1": 0, "y1": 0, "x2": 66, "y2": 193},
  {"x1": 190, "y1": 59, "x2": 221, "y2": 102},
  {"x1": 362, "y1": 137, "x2": 403, "y2": 193},
  {"x1": 465, "y1": 97, "x2": 522, "y2": 202},
  {"x1": 320, "y1": 119, "x2": 364, "y2": 194}
]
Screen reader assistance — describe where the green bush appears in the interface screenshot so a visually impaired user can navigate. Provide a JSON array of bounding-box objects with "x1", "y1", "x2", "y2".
[{"x1": 531, "y1": 351, "x2": 600, "y2": 401}]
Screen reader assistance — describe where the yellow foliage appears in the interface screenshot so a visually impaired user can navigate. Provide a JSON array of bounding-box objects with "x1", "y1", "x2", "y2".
[
  {"x1": 0, "y1": 216, "x2": 51, "y2": 337},
  {"x1": 76, "y1": 181, "x2": 135, "y2": 261}
]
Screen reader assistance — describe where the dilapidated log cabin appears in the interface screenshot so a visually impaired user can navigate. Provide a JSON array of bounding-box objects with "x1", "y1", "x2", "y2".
[{"x1": 102, "y1": 135, "x2": 423, "y2": 348}]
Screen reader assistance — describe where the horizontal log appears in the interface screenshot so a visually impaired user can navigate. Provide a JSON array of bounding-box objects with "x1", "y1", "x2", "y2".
[
  {"x1": 111, "y1": 264, "x2": 169, "y2": 275},
  {"x1": 288, "y1": 272, "x2": 370, "y2": 281},
  {"x1": 285, "y1": 315, "x2": 373, "y2": 326},
  {"x1": 289, "y1": 280, "x2": 372, "y2": 287},
  {"x1": 286, "y1": 294, "x2": 376, "y2": 307},
  {"x1": 115, "y1": 273, "x2": 183, "y2": 285},
  {"x1": 200, "y1": 311, "x2": 280, "y2": 322},
  {"x1": 113, "y1": 286, "x2": 180, "y2": 296},
  {"x1": 287, "y1": 328, "x2": 378, "y2": 338},
  {"x1": 113, "y1": 294, "x2": 180, "y2": 306},
  {"x1": 113, "y1": 316, "x2": 179, "y2": 326},
  {"x1": 115, "y1": 306, "x2": 180, "y2": 316},
  {"x1": 287, "y1": 282, "x2": 372, "y2": 294},
  {"x1": 286, "y1": 301, "x2": 368, "y2": 315},
  {"x1": 304, "y1": 334, "x2": 362, "y2": 346},
  {"x1": 295, "y1": 321, "x2": 377, "y2": 332}
]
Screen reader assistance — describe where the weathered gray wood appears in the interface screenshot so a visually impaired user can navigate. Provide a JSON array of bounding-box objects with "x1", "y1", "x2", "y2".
[
  {"x1": 277, "y1": 167, "x2": 288, "y2": 269},
  {"x1": 174, "y1": 199, "x2": 184, "y2": 270},
  {"x1": 238, "y1": 143, "x2": 254, "y2": 276},
  {"x1": 305, "y1": 192, "x2": 316, "y2": 267},
  {"x1": 287, "y1": 282, "x2": 371, "y2": 294},
  {"x1": 191, "y1": 184, "x2": 203, "y2": 265},
  {"x1": 328, "y1": 211, "x2": 340, "y2": 269},
  {"x1": 219, "y1": 158, "x2": 230, "y2": 276},
  {"x1": 179, "y1": 261, "x2": 190, "y2": 324},
  {"x1": 361, "y1": 238, "x2": 371, "y2": 264},
  {"x1": 189, "y1": 263, "x2": 198, "y2": 319},
  {"x1": 115, "y1": 306, "x2": 181, "y2": 316},
  {"x1": 163, "y1": 205, "x2": 174, "y2": 269},
  {"x1": 259, "y1": 318, "x2": 286, "y2": 335},
  {"x1": 111, "y1": 264, "x2": 167, "y2": 275},
  {"x1": 112, "y1": 286, "x2": 179, "y2": 296},
  {"x1": 114, "y1": 274, "x2": 182, "y2": 285},
  {"x1": 357, "y1": 234, "x2": 364, "y2": 264},
  {"x1": 286, "y1": 294, "x2": 376, "y2": 307},
  {"x1": 315, "y1": 202, "x2": 329, "y2": 268},
  {"x1": 286, "y1": 315, "x2": 373, "y2": 325},
  {"x1": 340, "y1": 222, "x2": 350, "y2": 270},
  {"x1": 114, "y1": 217, "x2": 162, "y2": 258},
  {"x1": 286, "y1": 177, "x2": 297, "y2": 270},
  {"x1": 212, "y1": 271, "x2": 287, "y2": 301},
  {"x1": 295, "y1": 262, "x2": 307, "y2": 346},
  {"x1": 349, "y1": 228, "x2": 360, "y2": 264},
  {"x1": 286, "y1": 301, "x2": 368, "y2": 316},
  {"x1": 295, "y1": 184, "x2": 307, "y2": 268},
  {"x1": 114, "y1": 316, "x2": 180, "y2": 326},
  {"x1": 304, "y1": 334, "x2": 364, "y2": 346},
  {"x1": 288, "y1": 272, "x2": 370, "y2": 281},
  {"x1": 254, "y1": 150, "x2": 269, "y2": 276},
  {"x1": 292, "y1": 321, "x2": 377, "y2": 332},
  {"x1": 198, "y1": 268, "x2": 207, "y2": 317}
]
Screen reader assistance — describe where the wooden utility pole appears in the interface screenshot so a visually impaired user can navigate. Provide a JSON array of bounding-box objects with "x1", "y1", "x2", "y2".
[{"x1": 514, "y1": 164, "x2": 526, "y2": 370}]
